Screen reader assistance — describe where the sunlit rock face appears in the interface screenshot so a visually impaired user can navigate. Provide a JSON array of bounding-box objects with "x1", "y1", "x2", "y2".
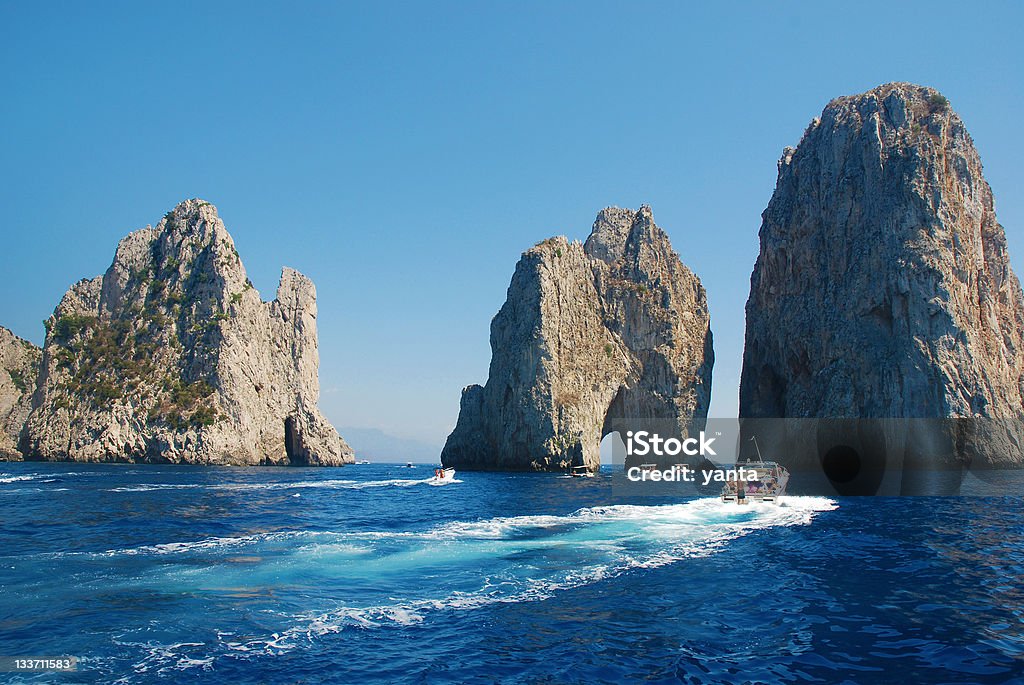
[
  {"x1": 22, "y1": 199, "x2": 353, "y2": 466},
  {"x1": 0, "y1": 326, "x2": 40, "y2": 460},
  {"x1": 739, "y1": 83, "x2": 1024, "y2": 491}
]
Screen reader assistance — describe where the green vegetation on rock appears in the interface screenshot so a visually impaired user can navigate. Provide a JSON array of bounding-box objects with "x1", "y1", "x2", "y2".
[
  {"x1": 52, "y1": 314, "x2": 97, "y2": 342},
  {"x1": 929, "y1": 93, "x2": 949, "y2": 112}
]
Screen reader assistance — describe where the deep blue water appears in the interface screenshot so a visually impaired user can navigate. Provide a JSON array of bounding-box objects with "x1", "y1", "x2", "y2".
[{"x1": 1, "y1": 463, "x2": 1023, "y2": 684}]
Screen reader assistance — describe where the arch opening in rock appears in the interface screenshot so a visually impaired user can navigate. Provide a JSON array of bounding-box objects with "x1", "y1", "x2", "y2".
[
  {"x1": 599, "y1": 431, "x2": 625, "y2": 466},
  {"x1": 601, "y1": 386, "x2": 633, "y2": 467}
]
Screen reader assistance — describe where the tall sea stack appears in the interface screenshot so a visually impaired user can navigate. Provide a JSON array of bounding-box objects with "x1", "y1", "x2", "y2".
[
  {"x1": 21, "y1": 199, "x2": 353, "y2": 465},
  {"x1": 739, "y1": 83, "x2": 1024, "y2": 492},
  {"x1": 441, "y1": 206, "x2": 713, "y2": 472}
]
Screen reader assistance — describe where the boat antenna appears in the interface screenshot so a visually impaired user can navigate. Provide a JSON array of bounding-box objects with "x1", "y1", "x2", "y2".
[{"x1": 750, "y1": 435, "x2": 764, "y2": 461}]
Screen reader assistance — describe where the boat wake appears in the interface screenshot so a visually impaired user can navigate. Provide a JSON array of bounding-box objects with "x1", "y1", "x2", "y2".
[{"x1": 95, "y1": 496, "x2": 836, "y2": 672}]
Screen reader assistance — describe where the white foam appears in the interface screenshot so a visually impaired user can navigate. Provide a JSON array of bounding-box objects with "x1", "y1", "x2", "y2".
[
  {"x1": 94, "y1": 496, "x2": 837, "y2": 669},
  {"x1": 112, "y1": 640, "x2": 212, "y2": 677},
  {"x1": 427, "y1": 477, "x2": 463, "y2": 486},
  {"x1": 77, "y1": 496, "x2": 834, "y2": 561},
  {"x1": 248, "y1": 497, "x2": 837, "y2": 650},
  {"x1": 107, "y1": 477, "x2": 442, "y2": 493},
  {"x1": 92, "y1": 530, "x2": 328, "y2": 557},
  {"x1": 0, "y1": 474, "x2": 40, "y2": 484},
  {"x1": 0, "y1": 471, "x2": 92, "y2": 484}
]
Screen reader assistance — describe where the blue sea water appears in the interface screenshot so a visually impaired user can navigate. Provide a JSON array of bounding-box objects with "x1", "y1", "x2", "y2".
[{"x1": 0, "y1": 463, "x2": 1023, "y2": 684}]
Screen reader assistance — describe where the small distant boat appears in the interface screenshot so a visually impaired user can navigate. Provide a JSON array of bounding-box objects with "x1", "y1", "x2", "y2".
[
  {"x1": 355, "y1": 460, "x2": 370, "y2": 465},
  {"x1": 403, "y1": 462, "x2": 415, "y2": 468},
  {"x1": 722, "y1": 437, "x2": 789, "y2": 504},
  {"x1": 432, "y1": 467, "x2": 456, "y2": 482},
  {"x1": 569, "y1": 465, "x2": 594, "y2": 478}
]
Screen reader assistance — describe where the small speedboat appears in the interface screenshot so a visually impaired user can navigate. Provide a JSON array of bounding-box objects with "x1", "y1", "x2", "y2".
[
  {"x1": 355, "y1": 460, "x2": 370, "y2": 465},
  {"x1": 569, "y1": 465, "x2": 594, "y2": 478},
  {"x1": 403, "y1": 462, "x2": 415, "y2": 468},
  {"x1": 431, "y1": 467, "x2": 456, "y2": 482}
]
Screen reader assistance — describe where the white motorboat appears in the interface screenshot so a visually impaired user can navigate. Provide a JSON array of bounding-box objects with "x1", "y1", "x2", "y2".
[{"x1": 431, "y1": 467, "x2": 456, "y2": 482}]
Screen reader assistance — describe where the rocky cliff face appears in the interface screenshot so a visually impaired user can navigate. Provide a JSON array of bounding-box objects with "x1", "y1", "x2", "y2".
[
  {"x1": 0, "y1": 327, "x2": 41, "y2": 459},
  {"x1": 441, "y1": 206, "x2": 713, "y2": 472},
  {"x1": 21, "y1": 199, "x2": 353, "y2": 465},
  {"x1": 739, "y1": 83, "x2": 1024, "y2": 487}
]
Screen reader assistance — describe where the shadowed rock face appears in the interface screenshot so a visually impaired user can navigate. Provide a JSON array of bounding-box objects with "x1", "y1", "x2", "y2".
[
  {"x1": 0, "y1": 327, "x2": 41, "y2": 460},
  {"x1": 739, "y1": 83, "x2": 1024, "y2": 486},
  {"x1": 441, "y1": 206, "x2": 713, "y2": 472},
  {"x1": 21, "y1": 199, "x2": 353, "y2": 465}
]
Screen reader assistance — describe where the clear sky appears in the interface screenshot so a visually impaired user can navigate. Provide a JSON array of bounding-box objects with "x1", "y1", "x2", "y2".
[{"x1": 2, "y1": 1, "x2": 1022, "y2": 450}]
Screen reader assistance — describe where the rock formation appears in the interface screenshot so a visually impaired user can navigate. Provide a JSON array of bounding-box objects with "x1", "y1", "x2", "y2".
[
  {"x1": 21, "y1": 199, "x2": 353, "y2": 465},
  {"x1": 739, "y1": 83, "x2": 1024, "y2": 491},
  {"x1": 441, "y1": 206, "x2": 713, "y2": 472},
  {"x1": 0, "y1": 327, "x2": 41, "y2": 460}
]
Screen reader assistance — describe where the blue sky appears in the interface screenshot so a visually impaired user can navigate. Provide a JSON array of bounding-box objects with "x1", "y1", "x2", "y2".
[{"x1": 1, "y1": 1, "x2": 1022, "y2": 449}]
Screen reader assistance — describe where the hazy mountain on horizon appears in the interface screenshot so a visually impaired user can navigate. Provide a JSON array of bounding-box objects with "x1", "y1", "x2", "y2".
[{"x1": 338, "y1": 426, "x2": 442, "y2": 463}]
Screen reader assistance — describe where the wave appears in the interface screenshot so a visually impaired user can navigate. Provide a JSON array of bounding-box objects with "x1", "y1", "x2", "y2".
[
  {"x1": 0, "y1": 471, "x2": 97, "y2": 485},
  {"x1": 3, "y1": 471, "x2": 456, "y2": 492},
  {"x1": 0, "y1": 474, "x2": 60, "y2": 484},
  {"x1": 96, "y1": 530, "x2": 329, "y2": 557},
  {"x1": 0, "y1": 475, "x2": 39, "y2": 484},
  {"x1": 107, "y1": 477, "x2": 450, "y2": 493}
]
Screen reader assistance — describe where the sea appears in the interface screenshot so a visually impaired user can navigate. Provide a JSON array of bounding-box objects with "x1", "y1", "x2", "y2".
[{"x1": 0, "y1": 462, "x2": 1022, "y2": 684}]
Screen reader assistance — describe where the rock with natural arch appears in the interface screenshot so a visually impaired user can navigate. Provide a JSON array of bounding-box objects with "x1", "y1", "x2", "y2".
[{"x1": 441, "y1": 206, "x2": 714, "y2": 472}]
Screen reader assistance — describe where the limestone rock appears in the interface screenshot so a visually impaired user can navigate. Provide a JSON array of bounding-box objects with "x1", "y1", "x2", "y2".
[
  {"x1": 441, "y1": 206, "x2": 713, "y2": 472},
  {"x1": 21, "y1": 199, "x2": 353, "y2": 465},
  {"x1": 0, "y1": 327, "x2": 41, "y2": 460},
  {"x1": 739, "y1": 83, "x2": 1024, "y2": 486}
]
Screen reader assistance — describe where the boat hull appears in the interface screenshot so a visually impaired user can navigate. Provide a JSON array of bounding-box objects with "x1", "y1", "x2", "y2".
[{"x1": 432, "y1": 467, "x2": 456, "y2": 482}]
